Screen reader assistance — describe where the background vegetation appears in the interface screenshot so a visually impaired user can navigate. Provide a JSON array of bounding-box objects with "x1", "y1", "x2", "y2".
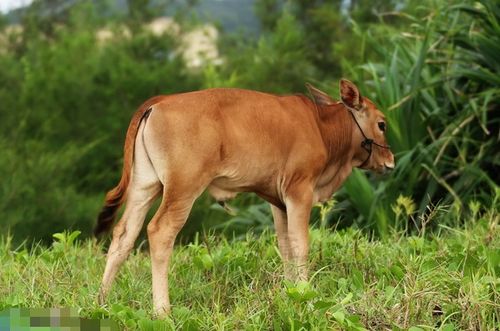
[{"x1": 0, "y1": 0, "x2": 497, "y2": 243}]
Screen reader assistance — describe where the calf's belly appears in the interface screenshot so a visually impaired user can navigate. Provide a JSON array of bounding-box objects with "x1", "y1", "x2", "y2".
[{"x1": 207, "y1": 174, "x2": 278, "y2": 204}]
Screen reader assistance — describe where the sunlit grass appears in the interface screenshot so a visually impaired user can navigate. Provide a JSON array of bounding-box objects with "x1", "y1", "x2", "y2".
[{"x1": 1, "y1": 209, "x2": 498, "y2": 330}]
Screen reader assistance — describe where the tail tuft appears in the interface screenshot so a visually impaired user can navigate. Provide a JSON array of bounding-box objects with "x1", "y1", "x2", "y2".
[
  {"x1": 94, "y1": 204, "x2": 119, "y2": 238},
  {"x1": 94, "y1": 187, "x2": 125, "y2": 238}
]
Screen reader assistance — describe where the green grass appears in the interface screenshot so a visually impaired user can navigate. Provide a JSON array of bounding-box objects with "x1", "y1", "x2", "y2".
[{"x1": 0, "y1": 211, "x2": 498, "y2": 330}]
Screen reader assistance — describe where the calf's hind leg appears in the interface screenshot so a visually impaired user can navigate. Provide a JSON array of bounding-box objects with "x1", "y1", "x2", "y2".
[
  {"x1": 271, "y1": 205, "x2": 293, "y2": 279},
  {"x1": 98, "y1": 180, "x2": 161, "y2": 302},
  {"x1": 99, "y1": 123, "x2": 161, "y2": 303},
  {"x1": 147, "y1": 191, "x2": 198, "y2": 316}
]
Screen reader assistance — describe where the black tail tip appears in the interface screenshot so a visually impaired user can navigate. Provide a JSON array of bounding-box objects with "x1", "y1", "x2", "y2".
[
  {"x1": 94, "y1": 205, "x2": 117, "y2": 238},
  {"x1": 93, "y1": 222, "x2": 110, "y2": 238}
]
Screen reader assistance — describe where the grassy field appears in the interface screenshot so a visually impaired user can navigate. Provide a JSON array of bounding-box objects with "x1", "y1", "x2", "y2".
[{"x1": 1, "y1": 212, "x2": 498, "y2": 331}]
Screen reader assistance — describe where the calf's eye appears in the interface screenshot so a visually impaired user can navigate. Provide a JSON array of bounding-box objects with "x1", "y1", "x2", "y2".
[{"x1": 378, "y1": 122, "x2": 386, "y2": 132}]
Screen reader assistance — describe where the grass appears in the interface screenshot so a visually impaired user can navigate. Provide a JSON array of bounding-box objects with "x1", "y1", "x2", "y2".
[{"x1": 0, "y1": 210, "x2": 498, "y2": 330}]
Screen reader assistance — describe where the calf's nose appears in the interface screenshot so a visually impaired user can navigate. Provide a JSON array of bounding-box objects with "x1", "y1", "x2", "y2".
[{"x1": 384, "y1": 161, "x2": 395, "y2": 171}]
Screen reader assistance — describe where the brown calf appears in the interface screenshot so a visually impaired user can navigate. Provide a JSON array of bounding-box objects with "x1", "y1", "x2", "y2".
[{"x1": 95, "y1": 79, "x2": 395, "y2": 315}]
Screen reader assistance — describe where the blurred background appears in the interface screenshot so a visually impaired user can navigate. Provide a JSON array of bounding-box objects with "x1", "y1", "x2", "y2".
[{"x1": 0, "y1": 0, "x2": 498, "y2": 245}]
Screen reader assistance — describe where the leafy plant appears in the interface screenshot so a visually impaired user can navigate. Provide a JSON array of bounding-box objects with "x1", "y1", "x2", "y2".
[{"x1": 335, "y1": 0, "x2": 500, "y2": 236}]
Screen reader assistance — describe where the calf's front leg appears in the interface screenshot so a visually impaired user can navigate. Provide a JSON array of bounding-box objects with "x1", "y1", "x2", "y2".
[{"x1": 284, "y1": 188, "x2": 313, "y2": 281}]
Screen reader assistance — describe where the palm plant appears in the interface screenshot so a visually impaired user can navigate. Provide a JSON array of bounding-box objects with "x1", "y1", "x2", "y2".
[{"x1": 338, "y1": 0, "x2": 499, "y2": 236}]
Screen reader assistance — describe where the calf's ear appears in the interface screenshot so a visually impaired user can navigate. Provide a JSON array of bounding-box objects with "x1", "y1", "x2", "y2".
[
  {"x1": 306, "y1": 83, "x2": 335, "y2": 106},
  {"x1": 339, "y1": 79, "x2": 362, "y2": 110}
]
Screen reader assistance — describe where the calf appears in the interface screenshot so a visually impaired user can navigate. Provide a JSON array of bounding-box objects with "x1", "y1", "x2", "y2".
[{"x1": 95, "y1": 79, "x2": 395, "y2": 315}]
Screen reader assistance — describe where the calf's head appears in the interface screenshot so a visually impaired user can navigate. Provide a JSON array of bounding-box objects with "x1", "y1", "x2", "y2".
[
  {"x1": 307, "y1": 79, "x2": 395, "y2": 173},
  {"x1": 339, "y1": 79, "x2": 395, "y2": 172}
]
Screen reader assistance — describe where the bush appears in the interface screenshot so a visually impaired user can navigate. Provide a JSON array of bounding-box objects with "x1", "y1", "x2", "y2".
[{"x1": 331, "y1": 0, "x2": 499, "y2": 235}]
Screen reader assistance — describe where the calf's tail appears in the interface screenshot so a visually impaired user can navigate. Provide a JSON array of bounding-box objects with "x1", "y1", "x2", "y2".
[{"x1": 94, "y1": 97, "x2": 163, "y2": 237}]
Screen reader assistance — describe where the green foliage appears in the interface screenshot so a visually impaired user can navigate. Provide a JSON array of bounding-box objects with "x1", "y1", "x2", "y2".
[
  {"x1": 210, "y1": 11, "x2": 316, "y2": 93},
  {"x1": 0, "y1": 0, "x2": 498, "y2": 243},
  {"x1": 214, "y1": 200, "x2": 273, "y2": 237},
  {"x1": 253, "y1": 0, "x2": 421, "y2": 78},
  {"x1": 335, "y1": 0, "x2": 500, "y2": 236},
  {"x1": 0, "y1": 213, "x2": 498, "y2": 330},
  {"x1": 0, "y1": 139, "x2": 101, "y2": 241}
]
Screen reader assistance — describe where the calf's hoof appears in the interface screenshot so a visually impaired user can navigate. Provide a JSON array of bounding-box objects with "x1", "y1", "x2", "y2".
[
  {"x1": 153, "y1": 304, "x2": 171, "y2": 319},
  {"x1": 97, "y1": 288, "x2": 108, "y2": 305}
]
